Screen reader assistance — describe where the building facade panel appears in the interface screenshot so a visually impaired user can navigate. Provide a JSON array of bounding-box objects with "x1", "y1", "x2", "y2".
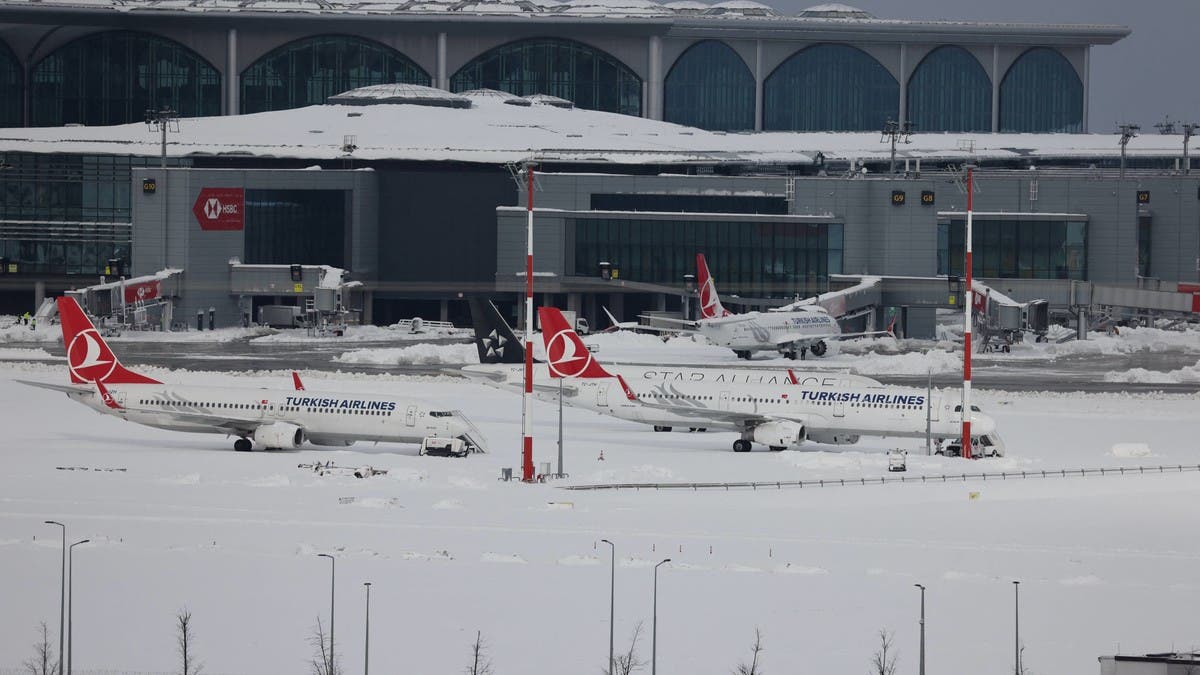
[
  {"x1": 906, "y1": 45, "x2": 991, "y2": 133},
  {"x1": 0, "y1": 38, "x2": 20, "y2": 127},
  {"x1": 662, "y1": 40, "x2": 754, "y2": 131},
  {"x1": 763, "y1": 44, "x2": 899, "y2": 132},
  {"x1": 999, "y1": 47, "x2": 1084, "y2": 133}
]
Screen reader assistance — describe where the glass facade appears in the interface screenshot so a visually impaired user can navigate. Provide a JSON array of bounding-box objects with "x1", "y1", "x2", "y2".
[
  {"x1": 663, "y1": 40, "x2": 755, "y2": 131},
  {"x1": 938, "y1": 219, "x2": 1087, "y2": 279},
  {"x1": 244, "y1": 190, "x2": 346, "y2": 267},
  {"x1": 906, "y1": 46, "x2": 991, "y2": 133},
  {"x1": 450, "y1": 38, "x2": 641, "y2": 116},
  {"x1": 999, "y1": 47, "x2": 1083, "y2": 133},
  {"x1": 591, "y1": 193, "x2": 788, "y2": 215},
  {"x1": 0, "y1": 153, "x2": 182, "y2": 275},
  {"x1": 31, "y1": 31, "x2": 220, "y2": 127},
  {"x1": 1137, "y1": 215, "x2": 1151, "y2": 277},
  {"x1": 573, "y1": 217, "x2": 842, "y2": 293},
  {"x1": 0, "y1": 40, "x2": 20, "y2": 127},
  {"x1": 241, "y1": 35, "x2": 431, "y2": 114},
  {"x1": 764, "y1": 44, "x2": 898, "y2": 132}
]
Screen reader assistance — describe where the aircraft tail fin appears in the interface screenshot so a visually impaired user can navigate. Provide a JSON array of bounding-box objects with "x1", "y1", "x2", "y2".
[
  {"x1": 537, "y1": 307, "x2": 614, "y2": 379},
  {"x1": 292, "y1": 372, "x2": 306, "y2": 391},
  {"x1": 467, "y1": 298, "x2": 527, "y2": 364},
  {"x1": 58, "y1": 296, "x2": 160, "y2": 385},
  {"x1": 696, "y1": 253, "x2": 732, "y2": 319}
]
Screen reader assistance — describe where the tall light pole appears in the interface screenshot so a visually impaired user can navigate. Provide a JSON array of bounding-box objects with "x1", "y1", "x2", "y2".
[
  {"x1": 67, "y1": 539, "x2": 89, "y2": 675},
  {"x1": 521, "y1": 161, "x2": 536, "y2": 482},
  {"x1": 600, "y1": 539, "x2": 615, "y2": 675},
  {"x1": 1118, "y1": 123, "x2": 1140, "y2": 178},
  {"x1": 319, "y1": 552, "x2": 338, "y2": 672},
  {"x1": 962, "y1": 166, "x2": 975, "y2": 459},
  {"x1": 362, "y1": 582, "x2": 371, "y2": 675},
  {"x1": 652, "y1": 559, "x2": 671, "y2": 675},
  {"x1": 1013, "y1": 580, "x2": 1022, "y2": 675},
  {"x1": 45, "y1": 521, "x2": 65, "y2": 675},
  {"x1": 914, "y1": 584, "x2": 926, "y2": 675}
]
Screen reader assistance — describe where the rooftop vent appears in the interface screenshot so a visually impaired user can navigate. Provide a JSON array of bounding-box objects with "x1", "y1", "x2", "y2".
[
  {"x1": 523, "y1": 93, "x2": 575, "y2": 108},
  {"x1": 702, "y1": 0, "x2": 777, "y2": 16},
  {"x1": 459, "y1": 88, "x2": 534, "y2": 106},
  {"x1": 327, "y1": 84, "x2": 472, "y2": 108},
  {"x1": 663, "y1": 0, "x2": 708, "y2": 12}
]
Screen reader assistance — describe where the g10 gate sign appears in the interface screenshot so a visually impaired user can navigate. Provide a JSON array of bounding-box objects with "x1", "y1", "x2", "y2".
[{"x1": 192, "y1": 188, "x2": 245, "y2": 231}]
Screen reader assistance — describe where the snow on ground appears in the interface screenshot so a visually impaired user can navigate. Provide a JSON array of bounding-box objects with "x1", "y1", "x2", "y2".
[
  {"x1": 1105, "y1": 359, "x2": 1200, "y2": 384},
  {"x1": 2, "y1": 352, "x2": 1200, "y2": 675},
  {"x1": 0, "y1": 347, "x2": 58, "y2": 360}
]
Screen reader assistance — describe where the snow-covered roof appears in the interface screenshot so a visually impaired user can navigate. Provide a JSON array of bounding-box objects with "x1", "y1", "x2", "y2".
[
  {"x1": 797, "y1": 3, "x2": 872, "y2": 19},
  {"x1": 459, "y1": 88, "x2": 533, "y2": 106},
  {"x1": 326, "y1": 84, "x2": 472, "y2": 108},
  {"x1": 0, "y1": 95, "x2": 1190, "y2": 168},
  {"x1": 702, "y1": 0, "x2": 775, "y2": 16},
  {"x1": 522, "y1": 93, "x2": 574, "y2": 108}
]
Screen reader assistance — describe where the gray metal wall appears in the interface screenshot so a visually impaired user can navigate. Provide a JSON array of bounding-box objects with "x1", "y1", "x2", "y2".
[
  {"x1": 498, "y1": 171, "x2": 1200, "y2": 293},
  {"x1": 131, "y1": 167, "x2": 377, "y2": 327}
]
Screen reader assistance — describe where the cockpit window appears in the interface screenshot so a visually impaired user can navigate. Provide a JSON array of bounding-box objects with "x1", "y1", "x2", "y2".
[{"x1": 430, "y1": 411, "x2": 453, "y2": 417}]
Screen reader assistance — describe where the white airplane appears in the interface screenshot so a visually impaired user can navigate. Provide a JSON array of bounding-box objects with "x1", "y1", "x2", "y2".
[
  {"x1": 19, "y1": 297, "x2": 487, "y2": 453},
  {"x1": 538, "y1": 306, "x2": 1005, "y2": 454},
  {"x1": 462, "y1": 298, "x2": 881, "y2": 433},
  {"x1": 645, "y1": 253, "x2": 886, "y2": 360}
]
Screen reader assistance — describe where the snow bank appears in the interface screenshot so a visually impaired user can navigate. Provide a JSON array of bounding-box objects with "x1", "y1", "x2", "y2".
[
  {"x1": 1110, "y1": 443, "x2": 1153, "y2": 458},
  {"x1": 1104, "y1": 360, "x2": 1200, "y2": 384},
  {"x1": 0, "y1": 347, "x2": 58, "y2": 360},
  {"x1": 250, "y1": 324, "x2": 471, "y2": 344},
  {"x1": 333, "y1": 343, "x2": 479, "y2": 366},
  {"x1": 0, "y1": 323, "x2": 58, "y2": 343}
]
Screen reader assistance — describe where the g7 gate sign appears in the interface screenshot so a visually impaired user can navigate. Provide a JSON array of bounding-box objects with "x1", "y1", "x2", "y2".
[{"x1": 192, "y1": 188, "x2": 245, "y2": 231}]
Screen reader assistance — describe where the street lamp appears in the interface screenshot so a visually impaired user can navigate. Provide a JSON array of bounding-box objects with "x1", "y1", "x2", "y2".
[
  {"x1": 652, "y1": 559, "x2": 671, "y2": 675},
  {"x1": 67, "y1": 539, "x2": 89, "y2": 675},
  {"x1": 1013, "y1": 581, "x2": 1021, "y2": 675},
  {"x1": 317, "y1": 554, "x2": 336, "y2": 674},
  {"x1": 914, "y1": 584, "x2": 926, "y2": 675},
  {"x1": 44, "y1": 521, "x2": 65, "y2": 675},
  {"x1": 362, "y1": 582, "x2": 372, "y2": 675},
  {"x1": 600, "y1": 539, "x2": 615, "y2": 675}
]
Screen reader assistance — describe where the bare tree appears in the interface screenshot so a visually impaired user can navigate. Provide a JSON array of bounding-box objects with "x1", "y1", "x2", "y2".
[
  {"x1": 308, "y1": 616, "x2": 340, "y2": 675},
  {"x1": 870, "y1": 629, "x2": 897, "y2": 675},
  {"x1": 22, "y1": 621, "x2": 58, "y2": 675},
  {"x1": 176, "y1": 608, "x2": 203, "y2": 675},
  {"x1": 733, "y1": 627, "x2": 764, "y2": 675},
  {"x1": 465, "y1": 630, "x2": 494, "y2": 675},
  {"x1": 604, "y1": 622, "x2": 647, "y2": 675}
]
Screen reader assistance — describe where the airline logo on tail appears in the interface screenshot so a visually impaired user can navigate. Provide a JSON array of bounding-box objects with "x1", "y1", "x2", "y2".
[
  {"x1": 537, "y1": 307, "x2": 613, "y2": 379},
  {"x1": 696, "y1": 253, "x2": 732, "y2": 320},
  {"x1": 58, "y1": 296, "x2": 161, "y2": 385}
]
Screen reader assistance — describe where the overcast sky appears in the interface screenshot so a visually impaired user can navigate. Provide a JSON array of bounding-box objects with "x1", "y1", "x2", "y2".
[{"x1": 769, "y1": 0, "x2": 1198, "y2": 134}]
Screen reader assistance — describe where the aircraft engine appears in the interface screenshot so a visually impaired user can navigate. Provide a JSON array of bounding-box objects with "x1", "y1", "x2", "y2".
[
  {"x1": 806, "y1": 432, "x2": 860, "y2": 445},
  {"x1": 752, "y1": 420, "x2": 806, "y2": 448},
  {"x1": 252, "y1": 422, "x2": 305, "y2": 449}
]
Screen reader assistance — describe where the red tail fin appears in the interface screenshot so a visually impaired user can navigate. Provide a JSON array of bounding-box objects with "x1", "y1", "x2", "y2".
[
  {"x1": 696, "y1": 253, "x2": 732, "y2": 319},
  {"x1": 58, "y1": 296, "x2": 160, "y2": 385},
  {"x1": 537, "y1": 307, "x2": 614, "y2": 379},
  {"x1": 292, "y1": 372, "x2": 306, "y2": 391}
]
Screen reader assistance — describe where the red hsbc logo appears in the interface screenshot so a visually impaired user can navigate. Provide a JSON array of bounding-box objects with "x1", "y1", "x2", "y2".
[{"x1": 192, "y1": 188, "x2": 244, "y2": 231}]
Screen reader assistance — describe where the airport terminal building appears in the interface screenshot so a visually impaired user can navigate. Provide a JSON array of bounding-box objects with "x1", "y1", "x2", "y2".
[{"x1": 4, "y1": 0, "x2": 1197, "y2": 332}]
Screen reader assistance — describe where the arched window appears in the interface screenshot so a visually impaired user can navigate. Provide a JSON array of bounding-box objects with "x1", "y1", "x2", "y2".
[
  {"x1": 0, "y1": 40, "x2": 20, "y2": 127},
  {"x1": 764, "y1": 44, "x2": 897, "y2": 132},
  {"x1": 241, "y1": 35, "x2": 430, "y2": 114},
  {"x1": 31, "y1": 31, "x2": 220, "y2": 127},
  {"x1": 450, "y1": 38, "x2": 641, "y2": 116},
  {"x1": 664, "y1": 40, "x2": 754, "y2": 131},
  {"x1": 907, "y1": 46, "x2": 991, "y2": 133},
  {"x1": 1000, "y1": 47, "x2": 1083, "y2": 133}
]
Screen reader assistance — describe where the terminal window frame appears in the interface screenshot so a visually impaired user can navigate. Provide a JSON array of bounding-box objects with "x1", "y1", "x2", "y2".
[{"x1": 938, "y1": 218, "x2": 1087, "y2": 280}]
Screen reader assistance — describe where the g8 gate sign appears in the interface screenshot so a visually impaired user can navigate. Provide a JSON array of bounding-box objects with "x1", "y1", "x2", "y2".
[{"x1": 192, "y1": 188, "x2": 245, "y2": 231}]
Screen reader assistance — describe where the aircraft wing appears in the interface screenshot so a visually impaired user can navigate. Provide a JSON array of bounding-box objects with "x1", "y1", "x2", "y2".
[
  {"x1": 533, "y1": 381, "x2": 579, "y2": 397},
  {"x1": 633, "y1": 398, "x2": 814, "y2": 430},
  {"x1": 770, "y1": 329, "x2": 890, "y2": 348},
  {"x1": 148, "y1": 408, "x2": 262, "y2": 435},
  {"x1": 17, "y1": 380, "x2": 89, "y2": 395}
]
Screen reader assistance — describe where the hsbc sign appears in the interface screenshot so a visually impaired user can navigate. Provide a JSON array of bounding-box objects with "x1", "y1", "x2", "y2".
[{"x1": 192, "y1": 188, "x2": 245, "y2": 231}]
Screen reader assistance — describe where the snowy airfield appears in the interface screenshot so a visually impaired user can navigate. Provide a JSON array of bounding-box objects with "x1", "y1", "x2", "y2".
[{"x1": 2, "y1": 325, "x2": 1200, "y2": 674}]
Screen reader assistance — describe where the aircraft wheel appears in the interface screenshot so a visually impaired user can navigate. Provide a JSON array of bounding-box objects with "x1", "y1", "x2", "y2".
[
  {"x1": 735, "y1": 350, "x2": 751, "y2": 360},
  {"x1": 810, "y1": 341, "x2": 828, "y2": 357},
  {"x1": 698, "y1": 428, "x2": 707, "y2": 432},
  {"x1": 234, "y1": 438, "x2": 252, "y2": 452},
  {"x1": 769, "y1": 445, "x2": 786, "y2": 452},
  {"x1": 653, "y1": 425, "x2": 673, "y2": 432},
  {"x1": 733, "y1": 439, "x2": 752, "y2": 453},
  {"x1": 785, "y1": 350, "x2": 797, "y2": 360}
]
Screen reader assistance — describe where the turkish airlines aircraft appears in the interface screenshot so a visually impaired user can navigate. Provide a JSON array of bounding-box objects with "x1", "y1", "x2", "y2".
[
  {"x1": 19, "y1": 297, "x2": 487, "y2": 453},
  {"x1": 461, "y1": 298, "x2": 882, "y2": 412},
  {"x1": 648, "y1": 253, "x2": 885, "y2": 360},
  {"x1": 539, "y1": 307, "x2": 1005, "y2": 454}
]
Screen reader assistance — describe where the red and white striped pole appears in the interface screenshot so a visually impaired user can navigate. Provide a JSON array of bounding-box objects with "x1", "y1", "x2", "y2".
[
  {"x1": 522, "y1": 163, "x2": 536, "y2": 482},
  {"x1": 962, "y1": 167, "x2": 974, "y2": 460}
]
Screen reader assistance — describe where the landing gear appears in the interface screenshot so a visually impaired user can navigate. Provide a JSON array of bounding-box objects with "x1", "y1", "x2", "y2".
[
  {"x1": 653, "y1": 425, "x2": 673, "y2": 432},
  {"x1": 234, "y1": 438, "x2": 252, "y2": 452},
  {"x1": 735, "y1": 350, "x2": 752, "y2": 360},
  {"x1": 785, "y1": 349, "x2": 797, "y2": 360},
  {"x1": 733, "y1": 439, "x2": 752, "y2": 453},
  {"x1": 810, "y1": 341, "x2": 827, "y2": 357},
  {"x1": 769, "y1": 445, "x2": 786, "y2": 452}
]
